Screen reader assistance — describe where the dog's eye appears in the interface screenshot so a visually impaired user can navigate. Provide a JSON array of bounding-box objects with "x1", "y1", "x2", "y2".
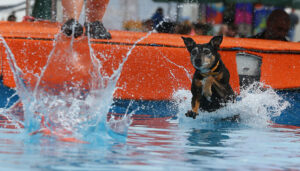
[
  {"x1": 191, "y1": 48, "x2": 198, "y2": 56},
  {"x1": 203, "y1": 50, "x2": 211, "y2": 55}
]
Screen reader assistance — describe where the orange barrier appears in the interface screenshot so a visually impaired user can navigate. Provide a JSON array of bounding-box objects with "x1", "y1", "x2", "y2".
[{"x1": 0, "y1": 21, "x2": 300, "y2": 101}]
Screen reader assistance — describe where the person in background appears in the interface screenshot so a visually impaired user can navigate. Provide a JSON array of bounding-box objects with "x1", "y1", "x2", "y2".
[
  {"x1": 226, "y1": 23, "x2": 238, "y2": 37},
  {"x1": 7, "y1": 12, "x2": 17, "y2": 22},
  {"x1": 251, "y1": 9, "x2": 290, "y2": 41},
  {"x1": 288, "y1": 8, "x2": 299, "y2": 41},
  {"x1": 193, "y1": 22, "x2": 205, "y2": 35},
  {"x1": 192, "y1": 21, "x2": 213, "y2": 36},
  {"x1": 61, "y1": 0, "x2": 111, "y2": 39},
  {"x1": 156, "y1": 19, "x2": 176, "y2": 33},
  {"x1": 175, "y1": 21, "x2": 192, "y2": 35},
  {"x1": 218, "y1": 24, "x2": 238, "y2": 37},
  {"x1": 151, "y1": 7, "x2": 164, "y2": 28},
  {"x1": 218, "y1": 24, "x2": 228, "y2": 36},
  {"x1": 142, "y1": 19, "x2": 154, "y2": 32}
]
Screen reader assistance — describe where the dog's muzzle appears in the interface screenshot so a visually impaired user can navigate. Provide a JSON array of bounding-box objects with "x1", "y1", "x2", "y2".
[{"x1": 194, "y1": 58, "x2": 201, "y2": 67}]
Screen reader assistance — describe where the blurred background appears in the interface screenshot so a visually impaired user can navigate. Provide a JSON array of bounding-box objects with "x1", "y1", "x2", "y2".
[{"x1": 1, "y1": 0, "x2": 300, "y2": 41}]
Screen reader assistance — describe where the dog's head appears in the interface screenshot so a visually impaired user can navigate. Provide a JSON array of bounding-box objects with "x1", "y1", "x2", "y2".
[{"x1": 182, "y1": 36, "x2": 223, "y2": 72}]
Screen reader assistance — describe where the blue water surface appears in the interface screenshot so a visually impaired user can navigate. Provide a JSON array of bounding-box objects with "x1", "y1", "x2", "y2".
[{"x1": 0, "y1": 83, "x2": 300, "y2": 170}]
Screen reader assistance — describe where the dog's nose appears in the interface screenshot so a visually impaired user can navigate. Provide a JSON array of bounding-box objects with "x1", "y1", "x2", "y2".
[{"x1": 194, "y1": 58, "x2": 201, "y2": 66}]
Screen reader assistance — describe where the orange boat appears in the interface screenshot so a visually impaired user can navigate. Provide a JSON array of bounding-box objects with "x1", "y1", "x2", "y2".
[{"x1": 0, "y1": 21, "x2": 300, "y2": 101}]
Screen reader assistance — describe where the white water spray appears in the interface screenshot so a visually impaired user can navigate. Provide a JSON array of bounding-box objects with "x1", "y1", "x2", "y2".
[
  {"x1": 0, "y1": 24, "x2": 158, "y2": 143},
  {"x1": 172, "y1": 82, "x2": 290, "y2": 128}
]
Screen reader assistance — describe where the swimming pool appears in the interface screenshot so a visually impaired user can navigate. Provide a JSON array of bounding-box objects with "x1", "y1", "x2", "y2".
[
  {"x1": 0, "y1": 28, "x2": 300, "y2": 170},
  {"x1": 0, "y1": 86, "x2": 300, "y2": 170}
]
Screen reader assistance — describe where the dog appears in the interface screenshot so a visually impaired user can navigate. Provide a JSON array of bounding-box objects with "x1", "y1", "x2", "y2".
[{"x1": 182, "y1": 36, "x2": 236, "y2": 119}]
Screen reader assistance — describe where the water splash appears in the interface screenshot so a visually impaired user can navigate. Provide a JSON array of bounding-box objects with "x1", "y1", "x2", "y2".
[
  {"x1": 0, "y1": 27, "x2": 156, "y2": 144},
  {"x1": 172, "y1": 82, "x2": 290, "y2": 128}
]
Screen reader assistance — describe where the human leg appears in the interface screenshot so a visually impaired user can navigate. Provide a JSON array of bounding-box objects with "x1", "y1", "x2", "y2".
[
  {"x1": 61, "y1": 0, "x2": 84, "y2": 38},
  {"x1": 85, "y1": 0, "x2": 111, "y2": 39},
  {"x1": 62, "y1": 0, "x2": 84, "y2": 21},
  {"x1": 86, "y1": 0, "x2": 109, "y2": 22}
]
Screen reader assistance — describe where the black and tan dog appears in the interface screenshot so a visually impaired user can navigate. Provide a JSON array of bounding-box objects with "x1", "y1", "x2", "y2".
[{"x1": 182, "y1": 36, "x2": 236, "y2": 119}]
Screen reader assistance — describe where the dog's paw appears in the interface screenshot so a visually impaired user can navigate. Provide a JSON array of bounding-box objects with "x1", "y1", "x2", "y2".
[{"x1": 185, "y1": 110, "x2": 198, "y2": 119}]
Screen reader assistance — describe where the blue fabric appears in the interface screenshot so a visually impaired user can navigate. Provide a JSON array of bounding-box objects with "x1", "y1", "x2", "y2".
[{"x1": 151, "y1": 13, "x2": 164, "y2": 27}]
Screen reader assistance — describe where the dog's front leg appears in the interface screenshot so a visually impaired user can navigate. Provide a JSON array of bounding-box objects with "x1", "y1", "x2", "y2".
[
  {"x1": 186, "y1": 96, "x2": 200, "y2": 119},
  {"x1": 192, "y1": 95, "x2": 200, "y2": 114},
  {"x1": 186, "y1": 79, "x2": 202, "y2": 119}
]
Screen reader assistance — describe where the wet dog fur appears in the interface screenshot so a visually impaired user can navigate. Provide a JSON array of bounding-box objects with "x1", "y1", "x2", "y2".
[{"x1": 182, "y1": 36, "x2": 236, "y2": 119}]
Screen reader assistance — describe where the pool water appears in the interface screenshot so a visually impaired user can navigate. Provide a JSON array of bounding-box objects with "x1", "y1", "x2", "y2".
[
  {"x1": 0, "y1": 88, "x2": 300, "y2": 170},
  {"x1": 1, "y1": 32, "x2": 300, "y2": 170}
]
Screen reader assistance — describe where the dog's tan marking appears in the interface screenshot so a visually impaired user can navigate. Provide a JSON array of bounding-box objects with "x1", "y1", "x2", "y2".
[
  {"x1": 213, "y1": 73, "x2": 226, "y2": 92},
  {"x1": 202, "y1": 73, "x2": 226, "y2": 98},
  {"x1": 194, "y1": 79, "x2": 202, "y2": 87},
  {"x1": 205, "y1": 55, "x2": 216, "y2": 70},
  {"x1": 202, "y1": 73, "x2": 227, "y2": 99},
  {"x1": 192, "y1": 99, "x2": 200, "y2": 114},
  {"x1": 200, "y1": 61, "x2": 220, "y2": 77},
  {"x1": 215, "y1": 72, "x2": 223, "y2": 81},
  {"x1": 202, "y1": 76, "x2": 214, "y2": 101}
]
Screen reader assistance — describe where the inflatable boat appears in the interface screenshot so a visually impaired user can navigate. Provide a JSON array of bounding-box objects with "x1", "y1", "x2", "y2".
[
  {"x1": 0, "y1": 21, "x2": 300, "y2": 101},
  {"x1": 0, "y1": 21, "x2": 300, "y2": 130}
]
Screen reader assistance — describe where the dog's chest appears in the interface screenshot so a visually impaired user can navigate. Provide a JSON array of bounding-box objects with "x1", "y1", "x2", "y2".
[{"x1": 193, "y1": 72, "x2": 223, "y2": 86}]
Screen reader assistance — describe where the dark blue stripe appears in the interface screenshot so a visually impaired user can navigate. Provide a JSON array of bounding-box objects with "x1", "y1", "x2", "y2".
[{"x1": 1, "y1": 78, "x2": 300, "y2": 126}]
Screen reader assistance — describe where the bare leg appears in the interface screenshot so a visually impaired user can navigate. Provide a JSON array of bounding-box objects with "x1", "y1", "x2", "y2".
[
  {"x1": 86, "y1": 0, "x2": 109, "y2": 22},
  {"x1": 61, "y1": 0, "x2": 84, "y2": 38},
  {"x1": 62, "y1": 0, "x2": 84, "y2": 21},
  {"x1": 85, "y1": 0, "x2": 111, "y2": 39}
]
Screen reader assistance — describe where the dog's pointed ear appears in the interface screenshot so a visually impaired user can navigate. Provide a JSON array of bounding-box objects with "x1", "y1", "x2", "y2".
[
  {"x1": 209, "y1": 35, "x2": 223, "y2": 49},
  {"x1": 182, "y1": 37, "x2": 196, "y2": 53}
]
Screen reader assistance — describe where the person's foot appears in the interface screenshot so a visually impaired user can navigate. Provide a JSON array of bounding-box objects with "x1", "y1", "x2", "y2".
[
  {"x1": 61, "y1": 19, "x2": 84, "y2": 38},
  {"x1": 85, "y1": 21, "x2": 111, "y2": 39}
]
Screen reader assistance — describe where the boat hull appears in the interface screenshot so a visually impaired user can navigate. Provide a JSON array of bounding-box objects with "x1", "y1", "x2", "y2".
[{"x1": 0, "y1": 21, "x2": 300, "y2": 101}]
